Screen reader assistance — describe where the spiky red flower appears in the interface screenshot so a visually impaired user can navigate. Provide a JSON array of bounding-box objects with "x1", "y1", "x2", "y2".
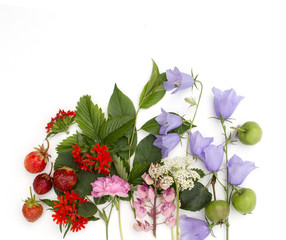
[
  {"x1": 52, "y1": 190, "x2": 89, "y2": 233},
  {"x1": 45, "y1": 109, "x2": 76, "y2": 134},
  {"x1": 72, "y1": 144, "x2": 113, "y2": 175}
]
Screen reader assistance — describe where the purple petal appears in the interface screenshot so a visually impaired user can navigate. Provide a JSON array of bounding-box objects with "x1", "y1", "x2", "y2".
[
  {"x1": 154, "y1": 133, "x2": 180, "y2": 158},
  {"x1": 212, "y1": 87, "x2": 244, "y2": 119},
  {"x1": 227, "y1": 154, "x2": 256, "y2": 186},
  {"x1": 202, "y1": 144, "x2": 224, "y2": 172},
  {"x1": 172, "y1": 72, "x2": 194, "y2": 94},
  {"x1": 189, "y1": 131, "x2": 214, "y2": 157},
  {"x1": 179, "y1": 215, "x2": 210, "y2": 240}
]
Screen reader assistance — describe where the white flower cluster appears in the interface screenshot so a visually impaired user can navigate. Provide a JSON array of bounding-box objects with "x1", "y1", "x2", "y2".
[{"x1": 149, "y1": 157, "x2": 200, "y2": 191}]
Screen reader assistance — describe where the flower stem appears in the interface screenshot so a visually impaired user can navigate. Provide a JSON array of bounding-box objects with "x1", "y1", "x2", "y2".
[
  {"x1": 152, "y1": 186, "x2": 157, "y2": 238},
  {"x1": 176, "y1": 183, "x2": 180, "y2": 240},
  {"x1": 220, "y1": 117, "x2": 230, "y2": 240},
  {"x1": 186, "y1": 80, "x2": 203, "y2": 157},
  {"x1": 116, "y1": 198, "x2": 124, "y2": 240},
  {"x1": 171, "y1": 227, "x2": 174, "y2": 240}
]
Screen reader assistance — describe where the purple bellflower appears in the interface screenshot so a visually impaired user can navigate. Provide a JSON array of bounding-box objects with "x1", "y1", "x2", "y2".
[
  {"x1": 155, "y1": 108, "x2": 183, "y2": 135},
  {"x1": 164, "y1": 67, "x2": 194, "y2": 94},
  {"x1": 227, "y1": 154, "x2": 256, "y2": 186},
  {"x1": 212, "y1": 87, "x2": 244, "y2": 119},
  {"x1": 179, "y1": 215, "x2": 210, "y2": 240},
  {"x1": 201, "y1": 144, "x2": 224, "y2": 172},
  {"x1": 189, "y1": 131, "x2": 213, "y2": 158},
  {"x1": 153, "y1": 133, "x2": 180, "y2": 158}
]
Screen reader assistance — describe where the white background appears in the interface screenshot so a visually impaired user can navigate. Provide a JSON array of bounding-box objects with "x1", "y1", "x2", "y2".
[{"x1": 0, "y1": 0, "x2": 285, "y2": 240}]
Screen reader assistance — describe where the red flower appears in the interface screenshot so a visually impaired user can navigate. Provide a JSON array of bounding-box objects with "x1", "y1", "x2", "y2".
[
  {"x1": 51, "y1": 190, "x2": 89, "y2": 234},
  {"x1": 72, "y1": 144, "x2": 112, "y2": 175},
  {"x1": 45, "y1": 109, "x2": 76, "y2": 134}
]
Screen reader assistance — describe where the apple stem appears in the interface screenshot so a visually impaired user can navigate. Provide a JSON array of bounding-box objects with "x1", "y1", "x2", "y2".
[{"x1": 230, "y1": 126, "x2": 246, "y2": 133}]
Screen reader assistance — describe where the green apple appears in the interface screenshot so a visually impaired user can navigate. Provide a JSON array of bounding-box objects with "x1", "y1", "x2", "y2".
[
  {"x1": 232, "y1": 188, "x2": 256, "y2": 215},
  {"x1": 238, "y1": 121, "x2": 262, "y2": 145},
  {"x1": 205, "y1": 200, "x2": 230, "y2": 223}
]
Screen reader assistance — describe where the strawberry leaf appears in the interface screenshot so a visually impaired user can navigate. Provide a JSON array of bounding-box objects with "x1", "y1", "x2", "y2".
[{"x1": 75, "y1": 95, "x2": 106, "y2": 141}]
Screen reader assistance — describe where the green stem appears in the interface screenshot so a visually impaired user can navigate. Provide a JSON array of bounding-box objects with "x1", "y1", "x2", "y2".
[
  {"x1": 186, "y1": 80, "x2": 203, "y2": 157},
  {"x1": 128, "y1": 108, "x2": 140, "y2": 170},
  {"x1": 171, "y1": 227, "x2": 174, "y2": 240},
  {"x1": 176, "y1": 184, "x2": 180, "y2": 240},
  {"x1": 220, "y1": 117, "x2": 230, "y2": 240},
  {"x1": 230, "y1": 126, "x2": 246, "y2": 133},
  {"x1": 105, "y1": 202, "x2": 114, "y2": 240},
  {"x1": 116, "y1": 198, "x2": 124, "y2": 240}
]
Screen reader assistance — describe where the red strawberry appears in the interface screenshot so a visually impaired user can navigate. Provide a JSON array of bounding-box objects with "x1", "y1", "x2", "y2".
[
  {"x1": 24, "y1": 140, "x2": 51, "y2": 174},
  {"x1": 22, "y1": 187, "x2": 43, "y2": 222},
  {"x1": 53, "y1": 166, "x2": 77, "y2": 192},
  {"x1": 33, "y1": 163, "x2": 53, "y2": 195}
]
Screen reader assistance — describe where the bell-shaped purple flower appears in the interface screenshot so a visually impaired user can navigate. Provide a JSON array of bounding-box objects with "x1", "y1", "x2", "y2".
[
  {"x1": 201, "y1": 144, "x2": 224, "y2": 172},
  {"x1": 153, "y1": 133, "x2": 180, "y2": 158},
  {"x1": 227, "y1": 154, "x2": 256, "y2": 186},
  {"x1": 164, "y1": 67, "x2": 194, "y2": 94},
  {"x1": 155, "y1": 108, "x2": 183, "y2": 134},
  {"x1": 179, "y1": 215, "x2": 210, "y2": 240},
  {"x1": 189, "y1": 131, "x2": 213, "y2": 158},
  {"x1": 212, "y1": 87, "x2": 244, "y2": 119}
]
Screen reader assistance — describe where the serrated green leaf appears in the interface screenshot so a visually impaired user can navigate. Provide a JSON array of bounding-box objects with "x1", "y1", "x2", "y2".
[
  {"x1": 78, "y1": 202, "x2": 98, "y2": 218},
  {"x1": 129, "y1": 163, "x2": 150, "y2": 185},
  {"x1": 180, "y1": 182, "x2": 212, "y2": 211},
  {"x1": 108, "y1": 84, "x2": 136, "y2": 118},
  {"x1": 113, "y1": 155, "x2": 129, "y2": 181},
  {"x1": 100, "y1": 116, "x2": 135, "y2": 146},
  {"x1": 133, "y1": 134, "x2": 162, "y2": 166},
  {"x1": 76, "y1": 95, "x2": 106, "y2": 141},
  {"x1": 56, "y1": 131, "x2": 95, "y2": 153}
]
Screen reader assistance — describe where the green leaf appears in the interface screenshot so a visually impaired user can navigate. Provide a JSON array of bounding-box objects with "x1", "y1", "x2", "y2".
[
  {"x1": 108, "y1": 84, "x2": 136, "y2": 118},
  {"x1": 100, "y1": 115, "x2": 135, "y2": 146},
  {"x1": 76, "y1": 95, "x2": 106, "y2": 141},
  {"x1": 78, "y1": 202, "x2": 98, "y2": 218},
  {"x1": 180, "y1": 182, "x2": 212, "y2": 211},
  {"x1": 40, "y1": 199, "x2": 55, "y2": 207},
  {"x1": 74, "y1": 170, "x2": 99, "y2": 197},
  {"x1": 139, "y1": 61, "x2": 166, "y2": 109},
  {"x1": 54, "y1": 151, "x2": 78, "y2": 170},
  {"x1": 113, "y1": 155, "x2": 129, "y2": 181},
  {"x1": 191, "y1": 168, "x2": 206, "y2": 178},
  {"x1": 132, "y1": 134, "x2": 162, "y2": 166},
  {"x1": 128, "y1": 163, "x2": 150, "y2": 185},
  {"x1": 56, "y1": 131, "x2": 95, "y2": 153}
]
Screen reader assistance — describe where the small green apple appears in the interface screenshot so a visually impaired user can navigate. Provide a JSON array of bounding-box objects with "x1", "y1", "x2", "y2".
[
  {"x1": 238, "y1": 121, "x2": 262, "y2": 145},
  {"x1": 205, "y1": 200, "x2": 230, "y2": 223},
  {"x1": 232, "y1": 188, "x2": 256, "y2": 215}
]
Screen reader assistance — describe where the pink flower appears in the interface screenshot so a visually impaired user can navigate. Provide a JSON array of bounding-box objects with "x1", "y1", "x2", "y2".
[
  {"x1": 162, "y1": 188, "x2": 175, "y2": 202},
  {"x1": 133, "y1": 198, "x2": 145, "y2": 210},
  {"x1": 165, "y1": 215, "x2": 176, "y2": 227},
  {"x1": 142, "y1": 173, "x2": 153, "y2": 185},
  {"x1": 133, "y1": 220, "x2": 151, "y2": 232},
  {"x1": 161, "y1": 202, "x2": 176, "y2": 217},
  {"x1": 91, "y1": 175, "x2": 130, "y2": 198},
  {"x1": 137, "y1": 184, "x2": 155, "y2": 201},
  {"x1": 135, "y1": 206, "x2": 148, "y2": 219}
]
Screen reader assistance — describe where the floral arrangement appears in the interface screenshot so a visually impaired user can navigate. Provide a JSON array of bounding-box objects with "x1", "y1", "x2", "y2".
[{"x1": 22, "y1": 60, "x2": 262, "y2": 240}]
